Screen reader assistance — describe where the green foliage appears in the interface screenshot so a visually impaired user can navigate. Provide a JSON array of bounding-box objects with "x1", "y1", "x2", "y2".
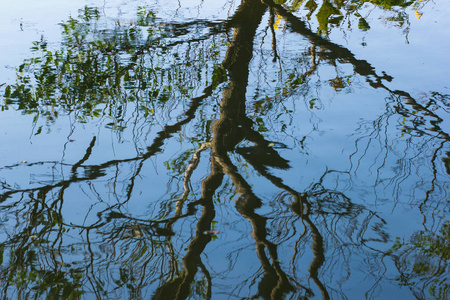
[
  {"x1": 358, "y1": 17, "x2": 370, "y2": 30},
  {"x1": 316, "y1": 0, "x2": 343, "y2": 34},
  {"x1": 1, "y1": 6, "x2": 225, "y2": 129},
  {"x1": 366, "y1": 0, "x2": 414, "y2": 9},
  {"x1": 164, "y1": 149, "x2": 194, "y2": 175},
  {"x1": 4, "y1": 252, "x2": 84, "y2": 299},
  {"x1": 389, "y1": 222, "x2": 450, "y2": 299},
  {"x1": 305, "y1": 0, "x2": 318, "y2": 19},
  {"x1": 285, "y1": 0, "x2": 418, "y2": 34}
]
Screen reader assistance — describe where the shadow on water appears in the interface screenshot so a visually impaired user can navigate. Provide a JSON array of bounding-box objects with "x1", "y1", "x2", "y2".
[{"x1": 0, "y1": 0, "x2": 449, "y2": 299}]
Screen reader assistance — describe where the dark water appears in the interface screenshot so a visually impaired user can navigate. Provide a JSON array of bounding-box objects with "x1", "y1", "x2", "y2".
[{"x1": 0, "y1": 0, "x2": 449, "y2": 299}]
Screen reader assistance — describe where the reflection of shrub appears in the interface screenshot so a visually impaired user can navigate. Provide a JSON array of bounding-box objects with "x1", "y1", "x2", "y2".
[
  {"x1": 286, "y1": 0, "x2": 417, "y2": 35},
  {"x1": 390, "y1": 222, "x2": 450, "y2": 299}
]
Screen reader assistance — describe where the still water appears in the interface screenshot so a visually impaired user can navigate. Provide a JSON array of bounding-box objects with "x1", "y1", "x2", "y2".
[{"x1": 0, "y1": 0, "x2": 449, "y2": 299}]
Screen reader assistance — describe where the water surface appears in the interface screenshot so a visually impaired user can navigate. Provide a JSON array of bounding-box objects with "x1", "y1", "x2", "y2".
[{"x1": 0, "y1": 0, "x2": 449, "y2": 299}]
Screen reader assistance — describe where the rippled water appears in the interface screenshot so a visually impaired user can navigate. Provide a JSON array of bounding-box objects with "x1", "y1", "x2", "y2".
[{"x1": 0, "y1": 0, "x2": 449, "y2": 299}]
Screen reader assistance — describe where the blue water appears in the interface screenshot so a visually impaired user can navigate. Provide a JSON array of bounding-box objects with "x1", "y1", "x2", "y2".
[{"x1": 0, "y1": 0, "x2": 449, "y2": 299}]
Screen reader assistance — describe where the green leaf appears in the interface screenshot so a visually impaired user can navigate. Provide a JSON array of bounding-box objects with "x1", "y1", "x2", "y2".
[
  {"x1": 358, "y1": 17, "x2": 371, "y2": 31},
  {"x1": 4, "y1": 85, "x2": 11, "y2": 97}
]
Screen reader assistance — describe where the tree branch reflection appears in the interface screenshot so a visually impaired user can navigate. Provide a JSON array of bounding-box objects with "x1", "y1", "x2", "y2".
[{"x1": 0, "y1": 0, "x2": 448, "y2": 299}]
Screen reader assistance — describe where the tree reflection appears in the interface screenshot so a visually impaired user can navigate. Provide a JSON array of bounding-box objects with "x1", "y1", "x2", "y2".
[
  {"x1": 0, "y1": 0, "x2": 449, "y2": 299},
  {"x1": 390, "y1": 221, "x2": 450, "y2": 299}
]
